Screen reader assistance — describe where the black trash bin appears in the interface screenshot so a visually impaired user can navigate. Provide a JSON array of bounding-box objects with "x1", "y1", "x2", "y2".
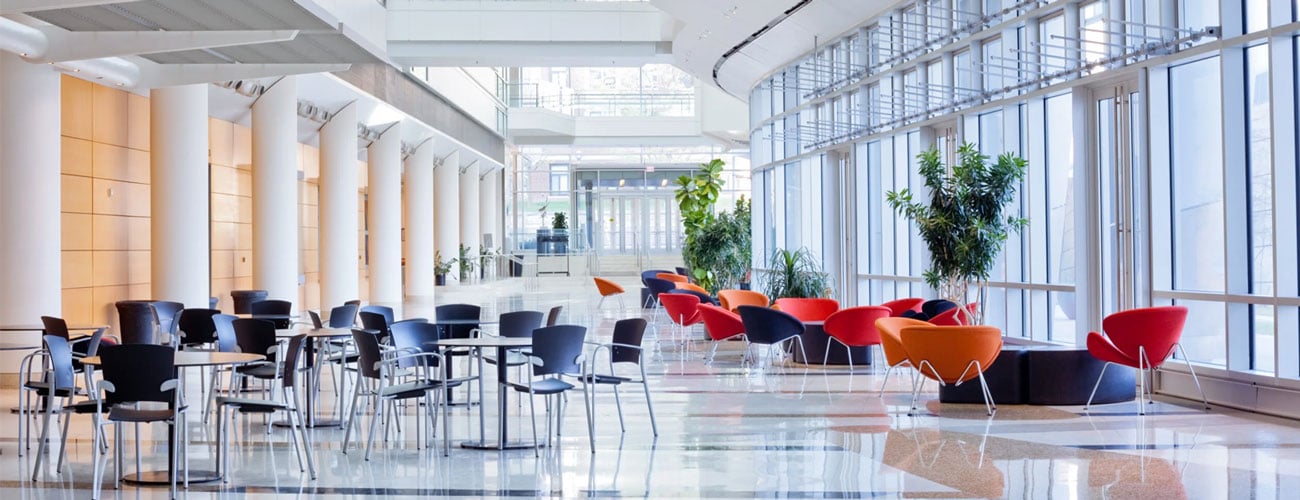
[
  {"x1": 510, "y1": 254, "x2": 524, "y2": 277},
  {"x1": 230, "y1": 289, "x2": 269, "y2": 314}
]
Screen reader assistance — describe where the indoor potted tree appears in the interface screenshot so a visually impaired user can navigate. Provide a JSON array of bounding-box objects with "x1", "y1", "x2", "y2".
[
  {"x1": 886, "y1": 143, "x2": 1028, "y2": 324},
  {"x1": 457, "y1": 243, "x2": 477, "y2": 282},
  {"x1": 761, "y1": 247, "x2": 831, "y2": 299},
  {"x1": 435, "y1": 250, "x2": 454, "y2": 286}
]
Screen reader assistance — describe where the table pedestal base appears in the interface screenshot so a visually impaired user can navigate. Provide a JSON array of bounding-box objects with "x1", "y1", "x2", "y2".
[
  {"x1": 459, "y1": 440, "x2": 542, "y2": 450},
  {"x1": 123, "y1": 469, "x2": 221, "y2": 485}
]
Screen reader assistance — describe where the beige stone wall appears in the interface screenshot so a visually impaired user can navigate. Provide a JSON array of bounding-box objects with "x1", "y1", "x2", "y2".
[{"x1": 208, "y1": 118, "x2": 253, "y2": 311}]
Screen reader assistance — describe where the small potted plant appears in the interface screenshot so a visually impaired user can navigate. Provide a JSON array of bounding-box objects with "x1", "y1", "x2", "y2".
[
  {"x1": 458, "y1": 243, "x2": 477, "y2": 282},
  {"x1": 479, "y1": 246, "x2": 497, "y2": 280},
  {"x1": 435, "y1": 250, "x2": 454, "y2": 286},
  {"x1": 551, "y1": 212, "x2": 569, "y2": 254},
  {"x1": 761, "y1": 247, "x2": 831, "y2": 299}
]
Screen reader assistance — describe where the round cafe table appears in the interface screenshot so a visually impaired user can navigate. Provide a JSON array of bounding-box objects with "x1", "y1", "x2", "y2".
[
  {"x1": 433, "y1": 318, "x2": 498, "y2": 405},
  {"x1": 81, "y1": 351, "x2": 264, "y2": 485},
  {"x1": 274, "y1": 327, "x2": 351, "y2": 427},
  {"x1": 432, "y1": 336, "x2": 536, "y2": 450}
]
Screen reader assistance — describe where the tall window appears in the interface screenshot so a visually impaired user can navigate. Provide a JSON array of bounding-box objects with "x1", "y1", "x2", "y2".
[{"x1": 1246, "y1": 44, "x2": 1274, "y2": 372}]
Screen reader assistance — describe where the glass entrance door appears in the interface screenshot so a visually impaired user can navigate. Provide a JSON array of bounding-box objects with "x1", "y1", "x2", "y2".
[
  {"x1": 593, "y1": 192, "x2": 680, "y2": 255},
  {"x1": 1096, "y1": 81, "x2": 1144, "y2": 316}
]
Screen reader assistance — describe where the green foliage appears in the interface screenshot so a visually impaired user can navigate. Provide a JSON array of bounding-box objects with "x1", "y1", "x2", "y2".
[
  {"x1": 435, "y1": 250, "x2": 454, "y2": 276},
  {"x1": 760, "y1": 247, "x2": 830, "y2": 299},
  {"x1": 457, "y1": 244, "x2": 477, "y2": 281},
  {"x1": 551, "y1": 212, "x2": 568, "y2": 230},
  {"x1": 674, "y1": 159, "x2": 740, "y2": 293},
  {"x1": 688, "y1": 197, "x2": 752, "y2": 293},
  {"x1": 885, "y1": 143, "x2": 1028, "y2": 298}
]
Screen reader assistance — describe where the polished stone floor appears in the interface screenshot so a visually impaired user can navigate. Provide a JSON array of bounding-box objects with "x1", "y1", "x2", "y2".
[{"x1": 3, "y1": 275, "x2": 1300, "y2": 498}]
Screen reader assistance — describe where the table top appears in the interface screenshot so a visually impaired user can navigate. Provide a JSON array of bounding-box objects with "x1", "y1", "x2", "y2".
[
  {"x1": 0, "y1": 324, "x2": 108, "y2": 332},
  {"x1": 434, "y1": 337, "x2": 532, "y2": 348},
  {"x1": 235, "y1": 313, "x2": 296, "y2": 320},
  {"x1": 81, "y1": 351, "x2": 264, "y2": 367},
  {"x1": 275, "y1": 327, "x2": 351, "y2": 338}
]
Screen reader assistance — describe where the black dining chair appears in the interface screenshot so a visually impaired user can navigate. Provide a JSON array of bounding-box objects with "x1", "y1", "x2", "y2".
[
  {"x1": 176, "y1": 308, "x2": 221, "y2": 349},
  {"x1": 580, "y1": 318, "x2": 656, "y2": 453},
  {"x1": 41, "y1": 315, "x2": 104, "y2": 374},
  {"x1": 29, "y1": 335, "x2": 111, "y2": 480},
  {"x1": 545, "y1": 305, "x2": 564, "y2": 328},
  {"x1": 343, "y1": 328, "x2": 458, "y2": 459},
  {"x1": 737, "y1": 305, "x2": 808, "y2": 370},
  {"x1": 202, "y1": 314, "x2": 240, "y2": 424},
  {"x1": 485, "y1": 310, "x2": 545, "y2": 369},
  {"x1": 151, "y1": 300, "x2": 185, "y2": 343},
  {"x1": 216, "y1": 333, "x2": 316, "y2": 481},
  {"x1": 90, "y1": 343, "x2": 186, "y2": 500},
  {"x1": 209, "y1": 296, "x2": 220, "y2": 310},
  {"x1": 359, "y1": 305, "x2": 395, "y2": 325},
  {"x1": 250, "y1": 299, "x2": 293, "y2": 329},
  {"x1": 115, "y1": 301, "x2": 159, "y2": 345},
  {"x1": 231, "y1": 290, "x2": 269, "y2": 314},
  {"x1": 231, "y1": 319, "x2": 281, "y2": 386},
  {"x1": 642, "y1": 278, "x2": 676, "y2": 309},
  {"x1": 508, "y1": 324, "x2": 591, "y2": 457}
]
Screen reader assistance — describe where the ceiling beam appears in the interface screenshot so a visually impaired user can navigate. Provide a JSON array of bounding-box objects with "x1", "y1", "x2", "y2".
[
  {"x1": 135, "y1": 62, "x2": 350, "y2": 89},
  {"x1": 0, "y1": 0, "x2": 129, "y2": 15},
  {"x1": 33, "y1": 29, "x2": 300, "y2": 63}
]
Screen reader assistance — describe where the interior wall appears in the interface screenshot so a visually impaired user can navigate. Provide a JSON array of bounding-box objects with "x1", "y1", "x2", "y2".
[
  {"x1": 208, "y1": 118, "x2": 253, "y2": 312},
  {"x1": 60, "y1": 76, "x2": 152, "y2": 331}
]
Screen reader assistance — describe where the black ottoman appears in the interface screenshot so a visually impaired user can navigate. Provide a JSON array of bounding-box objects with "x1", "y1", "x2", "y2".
[
  {"x1": 938, "y1": 349, "x2": 1027, "y2": 404},
  {"x1": 1024, "y1": 347, "x2": 1135, "y2": 405}
]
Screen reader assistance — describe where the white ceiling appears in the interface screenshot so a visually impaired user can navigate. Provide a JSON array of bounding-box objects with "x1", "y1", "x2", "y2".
[{"x1": 654, "y1": 0, "x2": 895, "y2": 98}]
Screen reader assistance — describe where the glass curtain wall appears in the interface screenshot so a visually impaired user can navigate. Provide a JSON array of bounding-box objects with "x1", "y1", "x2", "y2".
[{"x1": 749, "y1": 0, "x2": 1300, "y2": 387}]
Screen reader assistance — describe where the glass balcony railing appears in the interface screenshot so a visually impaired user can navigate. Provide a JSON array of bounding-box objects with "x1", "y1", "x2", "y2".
[{"x1": 507, "y1": 83, "x2": 695, "y2": 117}]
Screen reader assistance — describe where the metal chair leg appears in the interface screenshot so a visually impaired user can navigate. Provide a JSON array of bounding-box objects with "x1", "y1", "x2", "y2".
[
  {"x1": 1174, "y1": 344, "x2": 1211, "y2": 410},
  {"x1": 1084, "y1": 362, "x2": 1111, "y2": 411}
]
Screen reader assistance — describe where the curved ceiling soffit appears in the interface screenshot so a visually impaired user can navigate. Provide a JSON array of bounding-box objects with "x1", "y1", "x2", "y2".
[{"x1": 711, "y1": 0, "x2": 814, "y2": 97}]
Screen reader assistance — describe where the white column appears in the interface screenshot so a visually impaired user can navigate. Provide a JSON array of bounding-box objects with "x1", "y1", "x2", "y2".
[
  {"x1": 367, "y1": 124, "x2": 402, "y2": 305},
  {"x1": 251, "y1": 76, "x2": 298, "y2": 306},
  {"x1": 150, "y1": 84, "x2": 210, "y2": 308},
  {"x1": 404, "y1": 141, "x2": 435, "y2": 298},
  {"x1": 319, "y1": 104, "x2": 358, "y2": 308},
  {"x1": 434, "y1": 150, "x2": 460, "y2": 268},
  {"x1": 459, "y1": 160, "x2": 481, "y2": 260},
  {"x1": 0, "y1": 53, "x2": 61, "y2": 356},
  {"x1": 479, "y1": 166, "x2": 496, "y2": 250}
]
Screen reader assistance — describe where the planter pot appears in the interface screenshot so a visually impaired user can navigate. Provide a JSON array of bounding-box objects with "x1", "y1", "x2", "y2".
[{"x1": 435, "y1": 274, "x2": 446, "y2": 286}]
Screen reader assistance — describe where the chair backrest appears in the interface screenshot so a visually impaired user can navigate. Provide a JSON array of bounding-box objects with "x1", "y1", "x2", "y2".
[
  {"x1": 659, "y1": 292, "x2": 702, "y2": 326},
  {"x1": 176, "y1": 308, "x2": 221, "y2": 345},
  {"x1": 737, "y1": 305, "x2": 805, "y2": 345},
  {"x1": 350, "y1": 329, "x2": 383, "y2": 379},
  {"x1": 344, "y1": 299, "x2": 362, "y2": 306},
  {"x1": 358, "y1": 311, "x2": 389, "y2": 334},
  {"x1": 880, "y1": 297, "x2": 925, "y2": 317},
  {"x1": 232, "y1": 318, "x2": 278, "y2": 360},
  {"x1": 675, "y1": 282, "x2": 710, "y2": 296},
  {"x1": 209, "y1": 296, "x2": 220, "y2": 310},
  {"x1": 250, "y1": 299, "x2": 293, "y2": 328},
  {"x1": 436, "y1": 304, "x2": 481, "y2": 339},
  {"x1": 696, "y1": 304, "x2": 745, "y2": 341},
  {"x1": 499, "y1": 311, "x2": 545, "y2": 338},
  {"x1": 668, "y1": 288, "x2": 714, "y2": 305},
  {"x1": 41, "y1": 316, "x2": 70, "y2": 340},
  {"x1": 115, "y1": 301, "x2": 158, "y2": 344},
  {"x1": 212, "y1": 314, "x2": 238, "y2": 352},
  {"x1": 920, "y1": 299, "x2": 958, "y2": 318},
  {"x1": 823, "y1": 306, "x2": 891, "y2": 347},
  {"x1": 529, "y1": 325, "x2": 586, "y2": 376},
  {"x1": 875, "y1": 317, "x2": 931, "y2": 367},
  {"x1": 717, "y1": 290, "x2": 770, "y2": 311},
  {"x1": 545, "y1": 305, "x2": 563, "y2": 327},
  {"x1": 230, "y1": 289, "x2": 269, "y2": 314},
  {"x1": 99, "y1": 343, "x2": 177, "y2": 406},
  {"x1": 1101, "y1": 306, "x2": 1189, "y2": 365},
  {"x1": 279, "y1": 334, "x2": 307, "y2": 388},
  {"x1": 151, "y1": 300, "x2": 185, "y2": 335},
  {"x1": 610, "y1": 318, "x2": 648, "y2": 364},
  {"x1": 389, "y1": 321, "x2": 442, "y2": 369},
  {"x1": 674, "y1": 266, "x2": 691, "y2": 277},
  {"x1": 593, "y1": 277, "x2": 625, "y2": 296},
  {"x1": 328, "y1": 304, "x2": 359, "y2": 328},
  {"x1": 655, "y1": 272, "x2": 689, "y2": 284},
  {"x1": 308, "y1": 310, "x2": 324, "y2": 329},
  {"x1": 773, "y1": 297, "x2": 840, "y2": 322},
  {"x1": 640, "y1": 269, "x2": 673, "y2": 286},
  {"x1": 359, "y1": 305, "x2": 395, "y2": 325},
  {"x1": 43, "y1": 335, "x2": 77, "y2": 393},
  {"x1": 643, "y1": 277, "x2": 677, "y2": 298},
  {"x1": 899, "y1": 325, "x2": 1003, "y2": 384}
]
